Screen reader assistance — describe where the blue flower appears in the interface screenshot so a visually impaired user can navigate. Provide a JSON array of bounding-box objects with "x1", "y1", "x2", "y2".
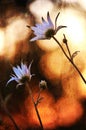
[
  {"x1": 27, "y1": 12, "x2": 66, "y2": 41},
  {"x1": 7, "y1": 61, "x2": 34, "y2": 87}
]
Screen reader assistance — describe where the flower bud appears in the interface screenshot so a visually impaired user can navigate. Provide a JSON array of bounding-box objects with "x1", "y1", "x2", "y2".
[
  {"x1": 63, "y1": 34, "x2": 67, "y2": 44},
  {"x1": 39, "y1": 80, "x2": 47, "y2": 90}
]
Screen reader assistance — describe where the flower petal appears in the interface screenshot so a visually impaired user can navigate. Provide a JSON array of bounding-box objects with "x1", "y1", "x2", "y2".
[
  {"x1": 32, "y1": 25, "x2": 46, "y2": 35},
  {"x1": 28, "y1": 60, "x2": 33, "y2": 74},
  {"x1": 17, "y1": 66, "x2": 24, "y2": 76},
  {"x1": 21, "y1": 63, "x2": 27, "y2": 75},
  {"x1": 31, "y1": 34, "x2": 46, "y2": 41},
  {"x1": 55, "y1": 12, "x2": 60, "y2": 30},
  {"x1": 47, "y1": 12, "x2": 54, "y2": 28},
  {"x1": 36, "y1": 24, "x2": 43, "y2": 31},
  {"x1": 42, "y1": 17, "x2": 46, "y2": 22},
  {"x1": 30, "y1": 36, "x2": 40, "y2": 42},
  {"x1": 13, "y1": 67, "x2": 22, "y2": 78},
  {"x1": 6, "y1": 77, "x2": 19, "y2": 85},
  {"x1": 42, "y1": 17, "x2": 48, "y2": 26},
  {"x1": 55, "y1": 25, "x2": 67, "y2": 33}
]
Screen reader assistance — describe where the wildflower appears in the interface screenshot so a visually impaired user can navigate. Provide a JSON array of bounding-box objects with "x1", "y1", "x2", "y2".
[
  {"x1": 7, "y1": 61, "x2": 34, "y2": 87},
  {"x1": 27, "y1": 12, "x2": 66, "y2": 41},
  {"x1": 39, "y1": 80, "x2": 47, "y2": 90}
]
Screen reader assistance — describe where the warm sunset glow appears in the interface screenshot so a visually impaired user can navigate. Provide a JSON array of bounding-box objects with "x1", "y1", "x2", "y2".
[
  {"x1": 39, "y1": 50, "x2": 64, "y2": 80},
  {"x1": 0, "y1": 16, "x2": 31, "y2": 59},
  {"x1": 62, "y1": 0, "x2": 77, "y2": 3},
  {"x1": 78, "y1": 69, "x2": 86, "y2": 98},
  {"x1": 56, "y1": 98, "x2": 83, "y2": 126},
  {"x1": 0, "y1": 1, "x2": 86, "y2": 130},
  {"x1": 78, "y1": 0, "x2": 86, "y2": 10},
  {"x1": 62, "y1": 9, "x2": 86, "y2": 49},
  {"x1": 30, "y1": 5, "x2": 86, "y2": 52},
  {"x1": 24, "y1": 92, "x2": 83, "y2": 129},
  {"x1": 31, "y1": 103, "x2": 57, "y2": 129},
  {"x1": 29, "y1": 0, "x2": 54, "y2": 20},
  {"x1": 0, "y1": 29, "x2": 5, "y2": 55}
]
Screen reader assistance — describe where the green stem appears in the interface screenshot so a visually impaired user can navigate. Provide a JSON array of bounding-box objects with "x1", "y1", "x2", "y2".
[
  {"x1": 26, "y1": 82, "x2": 44, "y2": 130},
  {"x1": 52, "y1": 36, "x2": 86, "y2": 84}
]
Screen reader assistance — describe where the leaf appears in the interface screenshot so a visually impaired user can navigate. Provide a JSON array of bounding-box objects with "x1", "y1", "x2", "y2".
[{"x1": 71, "y1": 51, "x2": 80, "y2": 60}]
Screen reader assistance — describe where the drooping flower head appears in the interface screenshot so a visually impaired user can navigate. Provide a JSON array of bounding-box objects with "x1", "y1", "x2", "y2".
[
  {"x1": 7, "y1": 61, "x2": 34, "y2": 87},
  {"x1": 27, "y1": 12, "x2": 66, "y2": 41}
]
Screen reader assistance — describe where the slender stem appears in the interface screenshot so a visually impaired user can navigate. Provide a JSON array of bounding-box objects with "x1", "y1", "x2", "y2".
[
  {"x1": 0, "y1": 92, "x2": 20, "y2": 130},
  {"x1": 63, "y1": 34, "x2": 72, "y2": 59},
  {"x1": 52, "y1": 36, "x2": 86, "y2": 84},
  {"x1": 36, "y1": 89, "x2": 42, "y2": 105},
  {"x1": 26, "y1": 82, "x2": 44, "y2": 130},
  {"x1": 66, "y1": 43, "x2": 72, "y2": 59}
]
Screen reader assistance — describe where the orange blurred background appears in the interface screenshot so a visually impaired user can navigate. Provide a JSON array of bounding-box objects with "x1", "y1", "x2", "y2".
[{"x1": 0, "y1": 0, "x2": 86, "y2": 130}]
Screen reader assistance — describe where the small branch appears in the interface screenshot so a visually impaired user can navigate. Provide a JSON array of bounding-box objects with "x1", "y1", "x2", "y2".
[
  {"x1": 35, "y1": 89, "x2": 43, "y2": 106},
  {"x1": 26, "y1": 82, "x2": 44, "y2": 130},
  {"x1": 52, "y1": 36, "x2": 86, "y2": 84},
  {"x1": 36, "y1": 89, "x2": 42, "y2": 103}
]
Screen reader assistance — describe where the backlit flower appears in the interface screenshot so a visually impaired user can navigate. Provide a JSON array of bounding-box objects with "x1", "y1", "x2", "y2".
[
  {"x1": 27, "y1": 12, "x2": 66, "y2": 41},
  {"x1": 7, "y1": 61, "x2": 34, "y2": 87}
]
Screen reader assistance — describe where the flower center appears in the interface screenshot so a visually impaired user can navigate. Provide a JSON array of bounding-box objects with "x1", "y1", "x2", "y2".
[
  {"x1": 20, "y1": 75, "x2": 30, "y2": 83},
  {"x1": 45, "y1": 28, "x2": 55, "y2": 38}
]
